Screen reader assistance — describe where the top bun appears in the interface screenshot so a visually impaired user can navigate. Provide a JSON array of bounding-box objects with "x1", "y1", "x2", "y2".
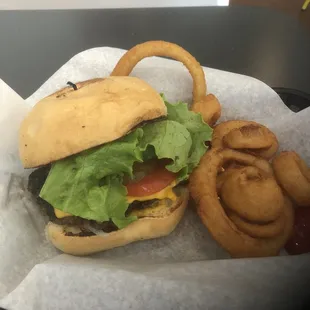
[{"x1": 19, "y1": 77, "x2": 167, "y2": 168}]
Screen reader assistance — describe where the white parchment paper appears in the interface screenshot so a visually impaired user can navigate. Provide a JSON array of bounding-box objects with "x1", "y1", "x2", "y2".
[{"x1": 0, "y1": 47, "x2": 309, "y2": 310}]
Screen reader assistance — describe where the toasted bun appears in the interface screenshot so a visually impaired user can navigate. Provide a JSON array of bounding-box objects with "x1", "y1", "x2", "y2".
[
  {"x1": 46, "y1": 188, "x2": 189, "y2": 256},
  {"x1": 19, "y1": 77, "x2": 167, "y2": 168}
]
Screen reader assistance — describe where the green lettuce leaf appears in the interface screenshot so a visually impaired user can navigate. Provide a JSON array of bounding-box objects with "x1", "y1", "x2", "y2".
[
  {"x1": 40, "y1": 97, "x2": 212, "y2": 229},
  {"x1": 140, "y1": 120, "x2": 192, "y2": 173},
  {"x1": 40, "y1": 129, "x2": 143, "y2": 228},
  {"x1": 88, "y1": 176, "x2": 137, "y2": 228},
  {"x1": 164, "y1": 97, "x2": 213, "y2": 173}
]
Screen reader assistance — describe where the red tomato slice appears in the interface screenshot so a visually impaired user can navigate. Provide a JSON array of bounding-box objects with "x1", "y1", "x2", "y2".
[
  {"x1": 285, "y1": 207, "x2": 310, "y2": 255},
  {"x1": 126, "y1": 165, "x2": 176, "y2": 197}
]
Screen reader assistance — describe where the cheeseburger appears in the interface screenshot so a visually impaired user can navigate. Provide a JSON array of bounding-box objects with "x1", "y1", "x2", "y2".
[{"x1": 20, "y1": 76, "x2": 212, "y2": 255}]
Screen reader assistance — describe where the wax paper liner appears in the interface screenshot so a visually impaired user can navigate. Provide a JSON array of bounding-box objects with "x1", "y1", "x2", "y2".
[{"x1": 0, "y1": 47, "x2": 309, "y2": 309}]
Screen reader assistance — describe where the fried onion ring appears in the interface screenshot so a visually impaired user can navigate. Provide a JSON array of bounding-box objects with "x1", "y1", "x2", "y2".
[
  {"x1": 217, "y1": 166, "x2": 285, "y2": 238},
  {"x1": 221, "y1": 166, "x2": 283, "y2": 222},
  {"x1": 191, "y1": 94, "x2": 221, "y2": 127},
  {"x1": 273, "y1": 151, "x2": 310, "y2": 207},
  {"x1": 110, "y1": 40, "x2": 221, "y2": 125},
  {"x1": 212, "y1": 121, "x2": 279, "y2": 159},
  {"x1": 216, "y1": 167, "x2": 242, "y2": 193},
  {"x1": 226, "y1": 203, "x2": 287, "y2": 239},
  {"x1": 189, "y1": 148, "x2": 294, "y2": 258}
]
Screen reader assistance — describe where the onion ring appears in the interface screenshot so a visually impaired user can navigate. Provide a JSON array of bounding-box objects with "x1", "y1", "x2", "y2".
[
  {"x1": 189, "y1": 148, "x2": 294, "y2": 258},
  {"x1": 216, "y1": 167, "x2": 242, "y2": 193},
  {"x1": 110, "y1": 40, "x2": 221, "y2": 125},
  {"x1": 191, "y1": 94, "x2": 221, "y2": 126},
  {"x1": 273, "y1": 151, "x2": 310, "y2": 207},
  {"x1": 217, "y1": 166, "x2": 286, "y2": 238},
  {"x1": 226, "y1": 208, "x2": 286, "y2": 238},
  {"x1": 220, "y1": 166, "x2": 283, "y2": 222},
  {"x1": 212, "y1": 121, "x2": 279, "y2": 159}
]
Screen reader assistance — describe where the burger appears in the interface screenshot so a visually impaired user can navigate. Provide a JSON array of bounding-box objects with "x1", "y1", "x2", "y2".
[{"x1": 20, "y1": 76, "x2": 212, "y2": 255}]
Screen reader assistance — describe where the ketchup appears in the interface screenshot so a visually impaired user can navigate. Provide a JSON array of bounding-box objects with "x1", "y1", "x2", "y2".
[{"x1": 285, "y1": 207, "x2": 310, "y2": 255}]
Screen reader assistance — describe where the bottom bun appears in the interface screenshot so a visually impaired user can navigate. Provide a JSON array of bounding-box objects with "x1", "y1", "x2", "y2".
[{"x1": 46, "y1": 187, "x2": 189, "y2": 255}]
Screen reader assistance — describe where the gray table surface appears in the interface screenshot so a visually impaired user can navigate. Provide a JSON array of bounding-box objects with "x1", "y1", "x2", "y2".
[{"x1": 0, "y1": 6, "x2": 309, "y2": 99}]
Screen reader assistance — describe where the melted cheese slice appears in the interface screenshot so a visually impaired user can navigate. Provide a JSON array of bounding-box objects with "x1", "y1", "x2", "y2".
[
  {"x1": 54, "y1": 209, "x2": 72, "y2": 219},
  {"x1": 54, "y1": 181, "x2": 177, "y2": 219},
  {"x1": 126, "y1": 181, "x2": 177, "y2": 203}
]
